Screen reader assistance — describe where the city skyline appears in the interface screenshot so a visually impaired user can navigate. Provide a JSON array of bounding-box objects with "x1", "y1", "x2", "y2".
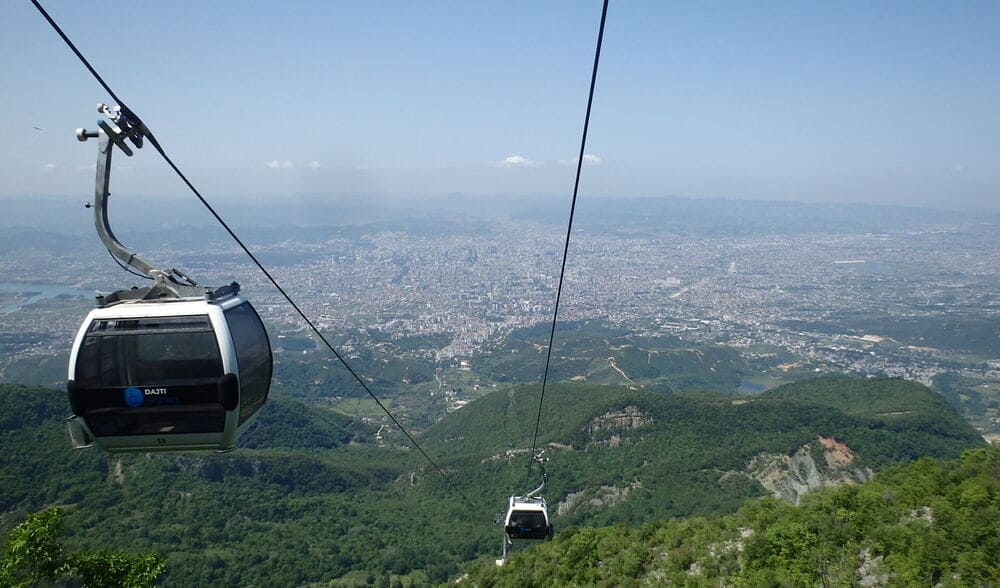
[{"x1": 2, "y1": 200, "x2": 997, "y2": 434}]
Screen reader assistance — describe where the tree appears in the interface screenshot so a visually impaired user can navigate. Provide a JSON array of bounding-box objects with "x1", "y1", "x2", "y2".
[
  {"x1": 0, "y1": 508, "x2": 164, "y2": 588},
  {"x1": 0, "y1": 508, "x2": 68, "y2": 586}
]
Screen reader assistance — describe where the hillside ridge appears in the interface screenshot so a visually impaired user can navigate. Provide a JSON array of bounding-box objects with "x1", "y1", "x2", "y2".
[
  {"x1": 0, "y1": 377, "x2": 985, "y2": 585},
  {"x1": 459, "y1": 445, "x2": 1000, "y2": 586}
]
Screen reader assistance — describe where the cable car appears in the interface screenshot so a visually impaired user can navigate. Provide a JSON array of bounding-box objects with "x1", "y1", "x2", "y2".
[
  {"x1": 66, "y1": 284, "x2": 271, "y2": 452},
  {"x1": 503, "y1": 494, "x2": 553, "y2": 541},
  {"x1": 65, "y1": 104, "x2": 271, "y2": 452},
  {"x1": 497, "y1": 456, "x2": 553, "y2": 565}
]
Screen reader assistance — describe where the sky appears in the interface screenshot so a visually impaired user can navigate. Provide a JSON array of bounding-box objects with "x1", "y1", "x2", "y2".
[{"x1": 2, "y1": 1, "x2": 998, "y2": 212}]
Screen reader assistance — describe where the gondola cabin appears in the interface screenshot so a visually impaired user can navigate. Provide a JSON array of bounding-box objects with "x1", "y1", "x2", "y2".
[
  {"x1": 503, "y1": 495, "x2": 553, "y2": 541},
  {"x1": 66, "y1": 289, "x2": 271, "y2": 453}
]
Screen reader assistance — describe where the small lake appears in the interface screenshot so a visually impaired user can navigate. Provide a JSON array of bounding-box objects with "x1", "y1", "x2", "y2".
[
  {"x1": 738, "y1": 380, "x2": 766, "y2": 393},
  {"x1": 0, "y1": 282, "x2": 93, "y2": 315}
]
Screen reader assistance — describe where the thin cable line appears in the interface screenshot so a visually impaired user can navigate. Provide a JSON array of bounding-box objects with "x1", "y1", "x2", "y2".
[
  {"x1": 526, "y1": 0, "x2": 609, "y2": 486},
  {"x1": 108, "y1": 248, "x2": 153, "y2": 280},
  {"x1": 30, "y1": 0, "x2": 123, "y2": 106},
  {"x1": 30, "y1": 0, "x2": 475, "y2": 509}
]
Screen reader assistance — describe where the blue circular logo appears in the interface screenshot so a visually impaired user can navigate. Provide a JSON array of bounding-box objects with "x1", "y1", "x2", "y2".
[{"x1": 124, "y1": 387, "x2": 144, "y2": 407}]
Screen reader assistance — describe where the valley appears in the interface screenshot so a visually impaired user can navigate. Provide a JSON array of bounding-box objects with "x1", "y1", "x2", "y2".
[{"x1": 2, "y1": 197, "x2": 999, "y2": 439}]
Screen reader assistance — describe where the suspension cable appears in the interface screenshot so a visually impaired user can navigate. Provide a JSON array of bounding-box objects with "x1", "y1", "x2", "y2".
[
  {"x1": 107, "y1": 248, "x2": 153, "y2": 281},
  {"x1": 526, "y1": 0, "x2": 609, "y2": 486},
  {"x1": 30, "y1": 0, "x2": 476, "y2": 509}
]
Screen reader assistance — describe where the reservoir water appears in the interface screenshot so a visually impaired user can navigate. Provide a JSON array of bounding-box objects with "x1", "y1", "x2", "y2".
[
  {"x1": 0, "y1": 282, "x2": 93, "y2": 315},
  {"x1": 737, "y1": 380, "x2": 766, "y2": 393}
]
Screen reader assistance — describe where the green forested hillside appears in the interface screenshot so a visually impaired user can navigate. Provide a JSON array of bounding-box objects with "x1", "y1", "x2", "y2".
[
  {"x1": 241, "y1": 397, "x2": 372, "y2": 449},
  {"x1": 472, "y1": 320, "x2": 748, "y2": 391},
  {"x1": 0, "y1": 377, "x2": 986, "y2": 585},
  {"x1": 764, "y1": 376, "x2": 964, "y2": 419},
  {"x1": 462, "y1": 445, "x2": 1000, "y2": 587},
  {"x1": 424, "y1": 378, "x2": 984, "y2": 530},
  {"x1": 425, "y1": 377, "x2": 982, "y2": 467},
  {"x1": 0, "y1": 384, "x2": 491, "y2": 585}
]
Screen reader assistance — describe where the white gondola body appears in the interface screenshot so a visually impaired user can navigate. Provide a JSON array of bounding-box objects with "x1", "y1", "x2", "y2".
[
  {"x1": 66, "y1": 294, "x2": 271, "y2": 452},
  {"x1": 503, "y1": 495, "x2": 553, "y2": 541}
]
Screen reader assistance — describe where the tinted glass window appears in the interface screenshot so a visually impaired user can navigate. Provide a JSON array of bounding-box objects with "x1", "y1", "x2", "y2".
[
  {"x1": 76, "y1": 315, "x2": 223, "y2": 386},
  {"x1": 73, "y1": 315, "x2": 226, "y2": 436},
  {"x1": 224, "y1": 303, "x2": 272, "y2": 424},
  {"x1": 509, "y1": 512, "x2": 547, "y2": 529}
]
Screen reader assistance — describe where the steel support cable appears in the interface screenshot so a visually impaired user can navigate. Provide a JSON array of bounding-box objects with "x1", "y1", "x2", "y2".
[
  {"x1": 526, "y1": 0, "x2": 609, "y2": 487},
  {"x1": 108, "y1": 248, "x2": 153, "y2": 281},
  {"x1": 30, "y1": 0, "x2": 477, "y2": 510}
]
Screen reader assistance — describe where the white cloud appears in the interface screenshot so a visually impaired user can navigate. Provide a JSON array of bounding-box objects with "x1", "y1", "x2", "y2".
[
  {"x1": 559, "y1": 153, "x2": 603, "y2": 166},
  {"x1": 308, "y1": 161, "x2": 323, "y2": 170},
  {"x1": 265, "y1": 159, "x2": 295, "y2": 169},
  {"x1": 41, "y1": 162, "x2": 122, "y2": 173},
  {"x1": 949, "y1": 163, "x2": 966, "y2": 173},
  {"x1": 496, "y1": 155, "x2": 539, "y2": 167}
]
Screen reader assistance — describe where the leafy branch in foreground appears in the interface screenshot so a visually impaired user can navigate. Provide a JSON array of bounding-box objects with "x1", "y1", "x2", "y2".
[{"x1": 0, "y1": 508, "x2": 164, "y2": 588}]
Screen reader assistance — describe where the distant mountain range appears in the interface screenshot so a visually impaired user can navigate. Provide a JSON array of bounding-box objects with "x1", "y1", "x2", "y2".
[{"x1": 3, "y1": 194, "x2": 995, "y2": 236}]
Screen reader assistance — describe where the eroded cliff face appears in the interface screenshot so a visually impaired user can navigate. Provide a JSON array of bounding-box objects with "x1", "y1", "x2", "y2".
[
  {"x1": 553, "y1": 407, "x2": 652, "y2": 516},
  {"x1": 556, "y1": 481, "x2": 642, "y2": 516},
  {"x1": 584, "y1": 405, "x2": 653, "y2": 448},
  {"x1": 586, "y1": 405, "x2": 653, "y2": 435},
  {"x1": 746, "y1": 436, "x2": 872, "y2": 504},
  {"x1": 558, "y1": 409, "x2": 875, "y2": 515}
]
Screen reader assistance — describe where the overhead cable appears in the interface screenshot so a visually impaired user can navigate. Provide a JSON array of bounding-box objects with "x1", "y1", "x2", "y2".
[{"x1": 526, "y1": 0, "x2": 609, "y2": 486}]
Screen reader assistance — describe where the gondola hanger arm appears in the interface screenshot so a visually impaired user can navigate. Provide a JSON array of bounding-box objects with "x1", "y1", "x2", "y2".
[{"x1": 77, "y1": 103, "x2": 196, "y2": 290}]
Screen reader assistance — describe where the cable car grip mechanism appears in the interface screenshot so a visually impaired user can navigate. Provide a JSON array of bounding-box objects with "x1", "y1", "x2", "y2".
[{"x1": 78, "y1": 103, "x2": 218, "y2": 305}]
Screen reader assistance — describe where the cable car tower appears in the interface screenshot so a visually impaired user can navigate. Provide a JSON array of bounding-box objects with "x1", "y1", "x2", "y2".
[
  {"x1": 497, "y1": 451, "x2": 553, "y2": 565},
  {"x1": 65, "y1": 104, "x2": 272, "y2": 453}
]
